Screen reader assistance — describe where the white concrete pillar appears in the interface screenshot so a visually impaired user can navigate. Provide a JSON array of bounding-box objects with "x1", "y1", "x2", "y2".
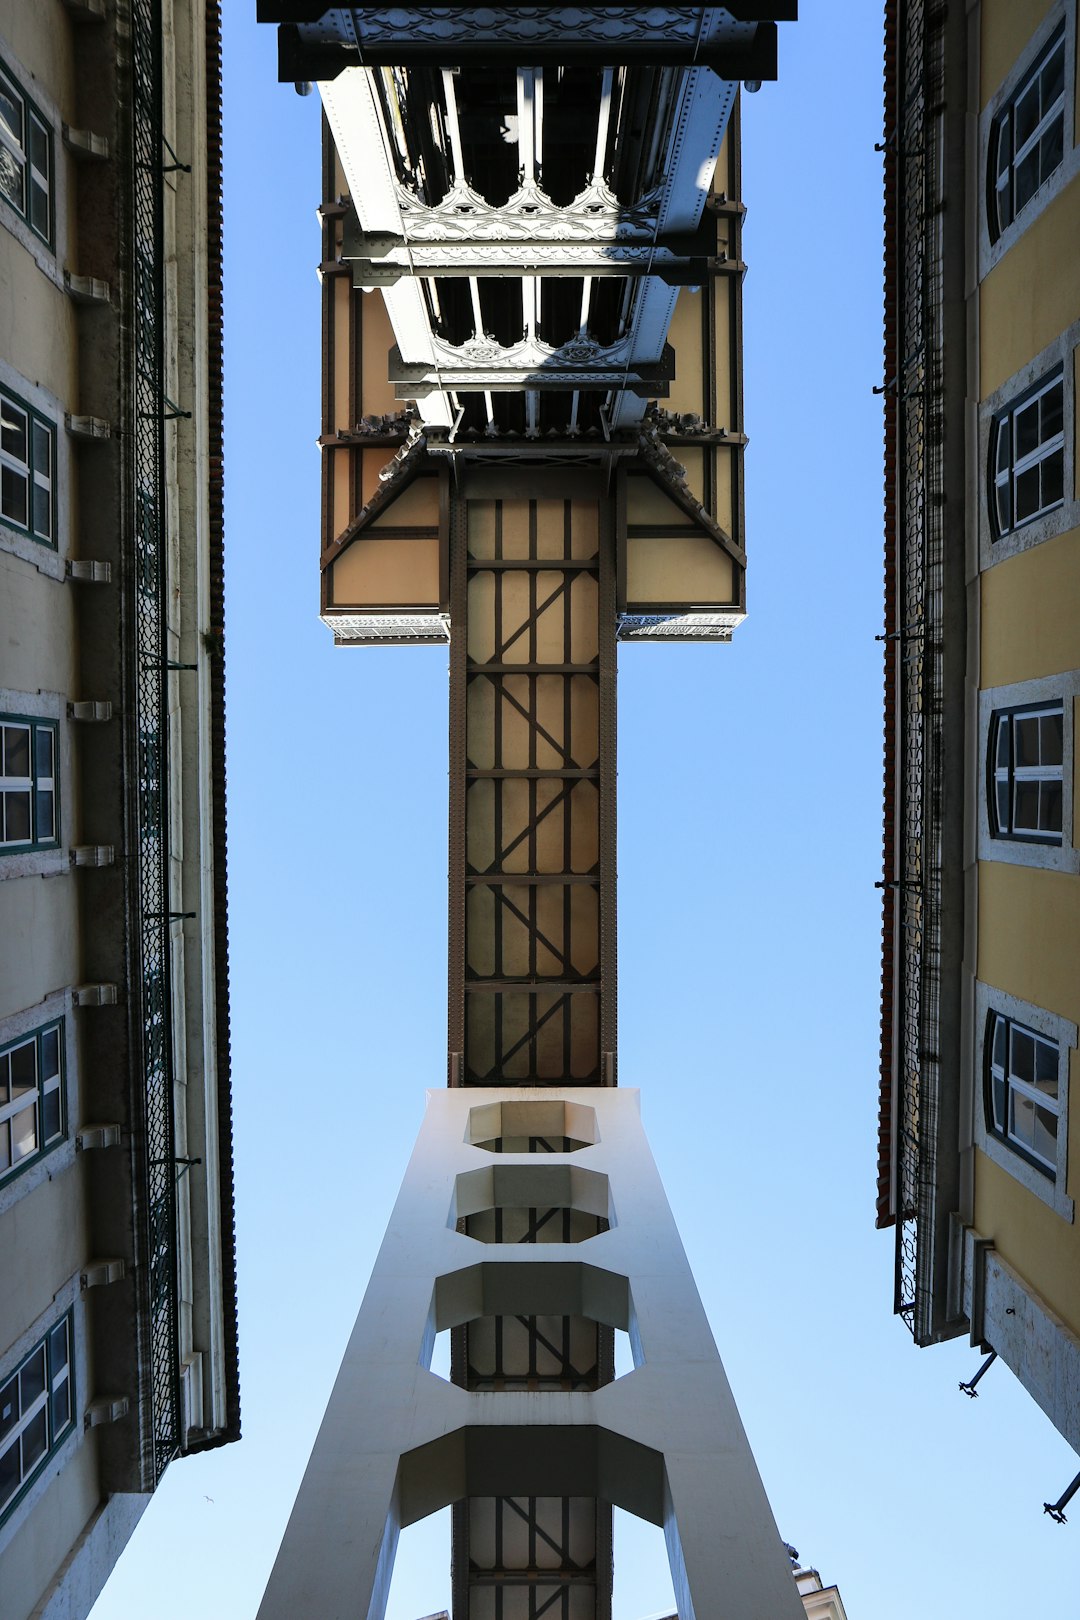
[{"x1": 258, "y1": 1089, "x2": 803, "y2": 1620}]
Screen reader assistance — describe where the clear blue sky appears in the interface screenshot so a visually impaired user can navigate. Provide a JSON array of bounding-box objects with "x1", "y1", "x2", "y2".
[{"x1": 89, "y1": 7, "x2": 1080, "y2": 1617}]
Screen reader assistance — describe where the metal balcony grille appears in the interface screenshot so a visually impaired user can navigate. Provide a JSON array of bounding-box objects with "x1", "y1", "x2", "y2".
[
  {"x1": 893, "y1": 0, "x2": 946, "y2": 1345},
  {"x1": 132, "y1": 0, "x2": 181, "y2": 1481}
]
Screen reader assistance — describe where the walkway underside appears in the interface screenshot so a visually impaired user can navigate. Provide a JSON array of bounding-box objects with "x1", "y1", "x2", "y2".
[{"x1": 451, "y1": 477, "x2": 616, "y2": 1617}]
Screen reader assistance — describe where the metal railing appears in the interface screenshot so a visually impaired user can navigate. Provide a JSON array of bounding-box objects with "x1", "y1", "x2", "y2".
[
  {"x1": 893, "y1": 0, "x2": 946, "y2": 1345},
  {"x1": 132, "y1": 0, "x2": 181, "y2": 1481}
]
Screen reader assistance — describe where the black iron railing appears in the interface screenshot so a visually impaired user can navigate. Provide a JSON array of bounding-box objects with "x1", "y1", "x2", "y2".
[
  {"x1": 132, "y1": 0, "x2": 181, "y2": 1481},
  {"x1": 893, "y1": 0, "x2": 945, "y2": 1345}
]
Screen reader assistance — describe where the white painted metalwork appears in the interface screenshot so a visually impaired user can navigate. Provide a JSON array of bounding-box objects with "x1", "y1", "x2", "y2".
[{"x1": 257, "y1": 1089, "x2": 804, "y2": 1620}]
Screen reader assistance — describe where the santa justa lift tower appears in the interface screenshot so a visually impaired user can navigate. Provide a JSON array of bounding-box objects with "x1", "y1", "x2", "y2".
[{"x1": 256, "y1": 9, "x2": 798, "y2": 1618}]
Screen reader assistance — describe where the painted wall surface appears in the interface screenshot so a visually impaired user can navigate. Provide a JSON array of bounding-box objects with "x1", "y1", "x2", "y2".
[
  {"x1": 978, "y1": 861, "x2": 1080, "y2": 1026},
  {"x1": 0, "y1": 1172, "x2": 84, "y2": 1356},
  {"x1": 973, "y1": 0, "x2": 1080, "y2": 1381},
  {"x1": 979, "y1": 0, "x2": 1055, "y2": 110},
  {"x1": 1, "y1": 1435, "x2": 101, "y2": 1620},
  {"x1": 974, "y1": 1128, "x2": 1080, "y2": 1337},
  {"x1": 979, "y1": 176, "x2": 1080, "y2": 399},
  {"x1": 979, "y1": 527, "x2": 1080, "y2": 686}
]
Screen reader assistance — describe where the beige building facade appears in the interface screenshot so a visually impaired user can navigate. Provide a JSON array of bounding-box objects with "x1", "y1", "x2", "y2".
[
  {"x1": 881, "y1": 0, "x2": 1080, "y2": 1466},
  {"x1": 0, "y1": 3, "x2": 237, "y2": 1616}
]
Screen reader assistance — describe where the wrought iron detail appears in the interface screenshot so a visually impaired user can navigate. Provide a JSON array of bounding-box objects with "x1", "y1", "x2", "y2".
[
  {"x1": 892, "y1": 0, "x2": 946, "y2": 1344},
  {"x1": 393, "y1": 175, "x2": 664, "y2": 244},
  {"x1": 132, "y1": 0, "x2": 181, "y2": 1482}
]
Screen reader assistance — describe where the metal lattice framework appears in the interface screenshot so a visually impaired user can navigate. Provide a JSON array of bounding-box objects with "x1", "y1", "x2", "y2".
[
  {"x1": 451, "y1": 490, "x2": 616, "y2": 1089},
  {"x1": 132, "y1": 0, "x2": 181, "y2": 1480},
  {"x1": 893, "y1": 0, "x2": 946, "y2": 1343}
]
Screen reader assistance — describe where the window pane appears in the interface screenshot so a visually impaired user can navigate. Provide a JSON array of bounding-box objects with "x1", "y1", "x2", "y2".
[
  {"x1": 34, "y1": 789, "x2": 54, "y2": 842},
  {"x1": 1042, "y1": 45, "x2": 1065, "y2": 108},
  {"x1": 992, "y1": 1015, "x2": 1007, "y2": 1070},
  {"x1": 1014, "y1": 716, "x2": 1041, "y2": 765},
  {"x1": 0, "y1": 1438, "x2": 19, "y2": 1508},
  {"x1": 0, "y1": 77, "x2": 22, "y2": 147},
  {"x1": 1011, "y1": 1088, "x2": 1036, "y2": 1150},
  {"x1": 34, "y1": 727, "x2": 53, "y2": 779},
  {"x1": 1034, "y1": 1105, "x2": 1058, "y2": 1168},
  {"x1": 41, "y1": 1085, "x2": 61, "y2": 1142},
  {"x1": 5, "y1": 790, "x2": 31, "y2": 842},
  {"x1": 1039, "y1": 710, "x2": 1064, "y2": 762},
  {"x1": 1039, "y1": 117, "x2": 1064, "y2": 185},
  {"x1": 50, "y1": 1378, "x2": 70, "y2": 1436},
  {"x1": 1034, "y1": 1036, "x2": 1058, "y2": 1098},
  {"x1": 0, "y1": 1376, "x2": 16, "y2": 1441},
  {"x1": 4, "y1": 725, "x2": 30, "y2": 777},
  {"x1": 29, "y1": 174, "x2": 48, "y2": 237},
  {"x1": 1014, "y1": 464, "x2": 1040, "y2": 521},
  {"x1": 1014, "y1": 398, "x2": 1040, "y2": 460},
  {"x1": 1010, "y1": 1026, "x2": 1035, "y2": 1084},
  {"x1": 0, "y1": 1122, "x2": 9, "y2": 1171},
  {"x1": 1015, "y1": 144, "x2": 1041, "y2": 213},
  {"x1": 0, "y1": 143, "x2": 20, "y2": 209},
  {"x1": 11, "y1": 1102, "x2": 37, "y2": 1161},
  {"x1": 1040, "y1": 384, "x2": 1063, "y2": 441},
  {"x1": 995, "y1": 716, "x2": 1011, "y2": 769},
  {"x1": 0, "y1": 397, "x2": 26, "y2": 459},
  {"x1": 40, "y1": 1028, "x2": 60, "y2": 1081},
  {"x1": 9, "y1": 1041, "x2": 35, "y2": 1097},
  {"x1": 1041, "y1": 449, "x2": 1063, "y2": 509},
  {"x1": 995, "y1": 779, "x2": 1010, "y2": 833},
  {"x1": 1040, "y1": 780, "x2": 1063, "y2": 834},
  {"x1": 1013, "y1": 780, "x2": 1041, "y2": 831},
  {"x1": 21, "y1": 1407, "x2": 47, "y2": 1471},
  {"x1": 49, "y1": 1320, "x2": 69, "y2": 1375},
  {"x1": 19, "y1": 1349, "x2": 45, "y2": 1410},
  {"x1": 1014, "y1": 81, "x2": 1040, "y2": 147},
  {"x1": 1, "y1": 464, "x2": 27, "y2": 526},
  {"x1": 991, "y1": 1072, "x2": 1006, "y2": 1132},
  {"x1": 28, "y1": 114, "x2": 47, "y2": 175},
  {"x1": 0, "y1": 1051, "x2": 8, "y2": 1104},
  {"x1": 995, "y1": 482, "x2": 1011, "y2": 536},
  {"x1": 32, "y1": 478, "x2": 51, "y2": 538}
]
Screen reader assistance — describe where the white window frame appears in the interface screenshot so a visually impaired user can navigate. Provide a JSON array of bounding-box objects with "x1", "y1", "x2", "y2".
[
  {"x1": 0, "y1": 385, "x2": 56, "y2": 547},
  {"x1": 988, "y1": 22, "x2": 1066, "y2": 243},
  {"x1": 0, "y1": 1313, "x2": 74, "y2": 1525},
  {"x1": 978, "y1": 324, "x2": 1079, "y2": 570},
  {"x1": 990, "y1": 703, "x2": 1064, "y2": 843},
  {"x1": 0, "y1": 716, "x2": 58, "y2": 853},
  {"x1": 978, "y1": 5, "x2": 1079, "y2": 276},
  {"x1": 0, "y1": 1021, "x2": 65, "y2": 1184},
  {"x1": 978, "y1": 674, "x2": 1080, "y2": 874},
  {"x1": 990, "y1": 369, "x2": 1064, "y2": 540},
  {"x1": 987, "y1": 1011, "x2": 1061, "y2": 1176},
  {"x1": 0, "y1": 58, "x2": 52, "y2": 247},
  {"x1": 973, "y1": 980, "x2": 1075, "y2": 1220}
]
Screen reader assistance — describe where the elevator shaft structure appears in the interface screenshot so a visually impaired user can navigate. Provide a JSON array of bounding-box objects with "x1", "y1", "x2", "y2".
[{"x1": 256, "y1": 8, "x2": 799, "y2": 1618}]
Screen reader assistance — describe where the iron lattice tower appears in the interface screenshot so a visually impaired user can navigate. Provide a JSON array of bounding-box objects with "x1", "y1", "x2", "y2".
[{"x1": 256, "y1": 9, "x2": 800, "y2": 1618}]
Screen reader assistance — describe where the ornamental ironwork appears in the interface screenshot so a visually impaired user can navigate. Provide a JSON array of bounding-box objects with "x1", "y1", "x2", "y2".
[
  {"x1": 893, "y1": 0, "x2": 946, "y2": 1346},
  {"x1": 132, "y1": 0, "x2": 181, "y2": 1481}
]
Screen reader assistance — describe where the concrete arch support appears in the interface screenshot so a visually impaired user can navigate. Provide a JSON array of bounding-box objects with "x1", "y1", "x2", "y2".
[{"x1": 258, "y1": 1089, "x2": 802, "y2": 1620}]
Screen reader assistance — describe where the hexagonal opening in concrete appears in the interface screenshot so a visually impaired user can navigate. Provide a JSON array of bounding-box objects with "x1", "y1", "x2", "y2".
[
  {"x1": 421, "y1": 1260, "x2": 640, "y2": 1392},
  {"x1": 466, "y1": 1098, "x2": 598, "y2": 1154},
  {"x1": 451, "y1": 1163, "x2": 613, "y2": 1243}
]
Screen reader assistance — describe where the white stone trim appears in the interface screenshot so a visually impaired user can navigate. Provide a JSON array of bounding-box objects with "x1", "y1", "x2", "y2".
[
  {"x1": 963, "y1": 1233, "x2": 1080, "y2": 1453},
  {"x1": 977, "y1": 2, "x2": 1077, "y2": 281},
  {"x1": 257, "y1": 1088, "x2": 803, "y2": 1620},
  {"x1": 0, "y1": 987, "x2": 77, "y2": 1219},
  {"x1": 973, "y1": 979, "x2": 1076, "y2": 1220},
  {"x1": 977, "y1": 319, "x2": 1079, "y2": 571},
  {"x1": 977, "y1": 671, "x2": 1080, "y2": 873}
]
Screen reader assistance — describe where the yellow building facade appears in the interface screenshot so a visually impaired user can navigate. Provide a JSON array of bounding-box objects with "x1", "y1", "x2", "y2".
[
  {"x1": 0, "y1": 3, "x2": 238, "y2": 1616},
  {"x1": 881, "y1": 0, "x2": 1080, "y2": 1464}
]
